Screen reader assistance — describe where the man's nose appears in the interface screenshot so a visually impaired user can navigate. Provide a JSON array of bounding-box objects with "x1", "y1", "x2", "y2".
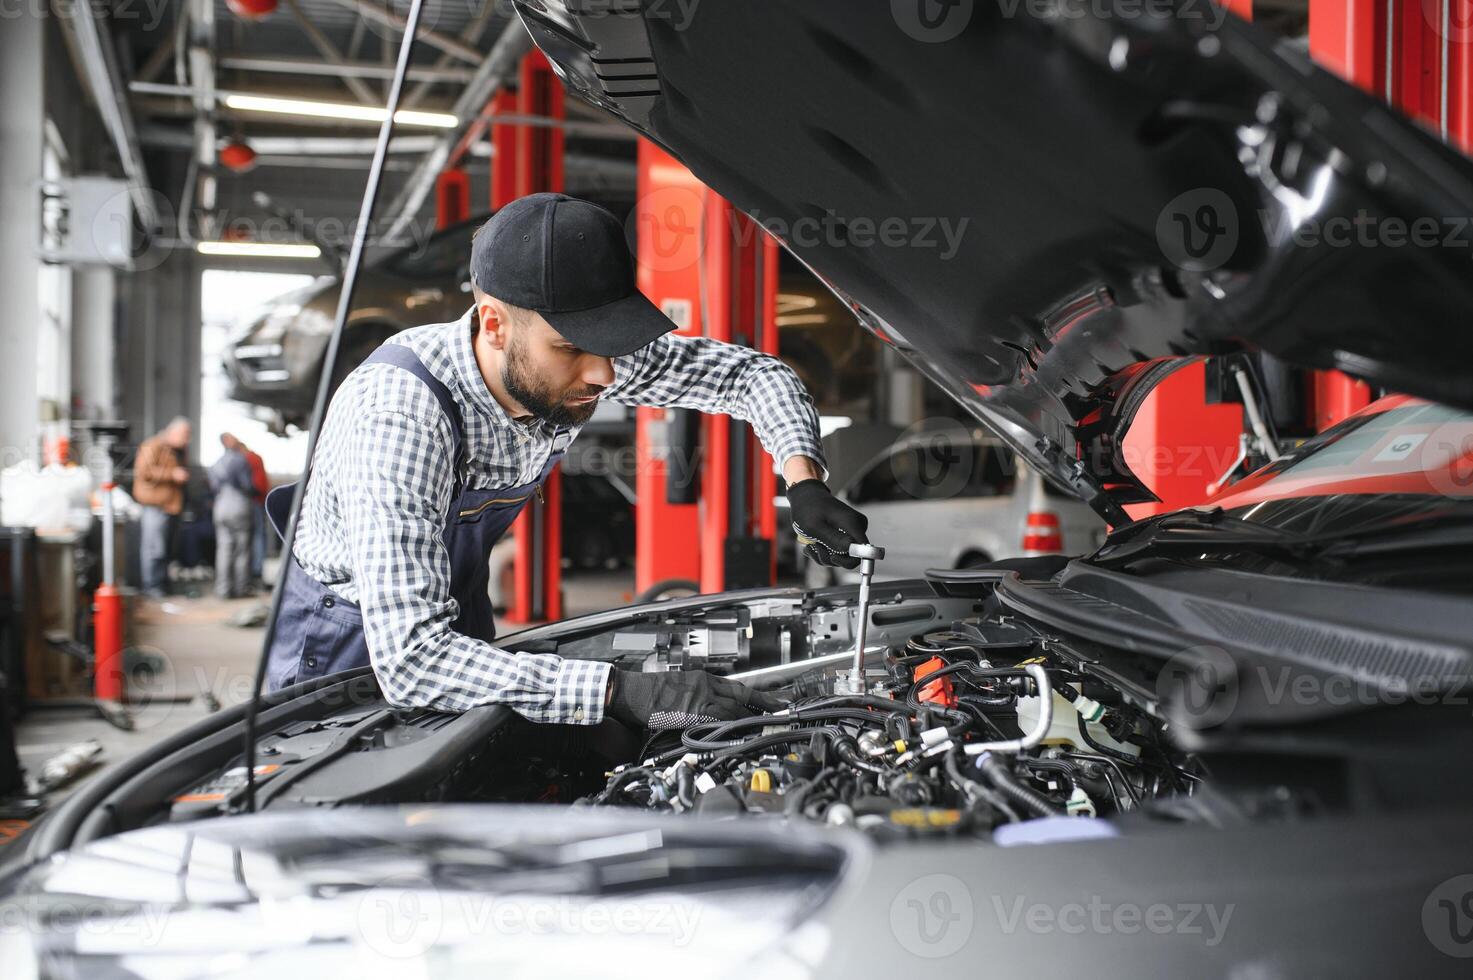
[{"x1": 582, "y1": 355, "x2": 615, "y2": 387}]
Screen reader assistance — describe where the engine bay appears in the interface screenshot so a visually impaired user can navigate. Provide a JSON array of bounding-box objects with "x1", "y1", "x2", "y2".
[
  {"x1": 579, "y1": 619, "x2": 1183, "y2": 837},
  {"x1": 157, "y1": 582, "x2": 1223, "y2": 840}
]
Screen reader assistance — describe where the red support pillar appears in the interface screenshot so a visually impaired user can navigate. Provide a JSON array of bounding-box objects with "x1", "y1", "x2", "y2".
[
  {"x1": 1451, "y1": 0, "x2": 1473, "y2": 154},
  {"x1": 514, "y1": 51, "x2": 565, "y2": 198},
  {"x1": 489, "y1": 89, "x2": 519, "y2": 210},
  {"x1": 1223, "y1": 0, "x2": 1253, "y2": 20},
  {"x1": 632, "y1": 141, "x2": 779, "y2": 593},
  {"x1": 502, "y1": 51, "x2": 568, "y2": 625},
  {"x1": 697, "y1": 196, "x2": 779, "y2": 593},
  {"x1": 633, "y1": 141, "x2": 704, "y2": 592},
  {"x1": 434, "y1": 168, "x2": 470, "y2": 229}
]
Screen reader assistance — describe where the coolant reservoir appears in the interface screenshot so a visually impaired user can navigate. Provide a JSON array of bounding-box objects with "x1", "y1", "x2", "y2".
[{"x1": 1015, "y1": 689, "x2": 1141, "y2": 757}]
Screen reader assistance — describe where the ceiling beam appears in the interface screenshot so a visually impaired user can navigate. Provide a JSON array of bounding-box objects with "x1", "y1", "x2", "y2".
[
  {"x1": 402, "y1": 2, "x2": 498, "y2": 107},
  {"x1": 324, "y1": 0, "x2": 486, "y2": 64},
  {"x1": 380, "y1": 19, "x2": 531, "y2": 240},
  {"x1": 280, "y1": 0, "x2": 379, "y2": 105},
  {"x1": 217, "y1": 55, "x2": 477, "y2": 84}
]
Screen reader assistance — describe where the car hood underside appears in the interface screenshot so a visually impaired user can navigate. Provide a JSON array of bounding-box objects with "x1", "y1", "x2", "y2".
[{"x1": 515, "y1": 0, "x2": 1473, "y2": 523}]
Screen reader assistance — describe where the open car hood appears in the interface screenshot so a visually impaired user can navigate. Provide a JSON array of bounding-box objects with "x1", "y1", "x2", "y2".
[{"x1": 514, "y1": 0, "x2": 1473, "y2": 523}]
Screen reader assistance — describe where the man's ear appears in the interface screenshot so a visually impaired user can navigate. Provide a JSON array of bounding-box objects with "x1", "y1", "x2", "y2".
[{"x1": 477, "y1": 297, "x2": 510, "y2": 351}]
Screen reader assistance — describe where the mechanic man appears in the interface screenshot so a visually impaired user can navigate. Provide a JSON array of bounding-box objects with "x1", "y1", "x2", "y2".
[{"x1": 266, "y1": 193, "x2": 869, "y2": 730}]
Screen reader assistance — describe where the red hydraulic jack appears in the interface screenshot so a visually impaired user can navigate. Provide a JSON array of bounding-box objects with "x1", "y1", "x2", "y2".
[{"x1": 92, "y1": 480, "x2": 124, "y2": 704}]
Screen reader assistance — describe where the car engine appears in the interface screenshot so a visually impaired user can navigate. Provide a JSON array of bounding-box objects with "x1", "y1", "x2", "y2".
[
  {"x1": 573, "y1": 613, "x2": 1188, "y2": 839},
  {"x1": 159, "y1": 581, "x2": 1201, "y2": 843}
]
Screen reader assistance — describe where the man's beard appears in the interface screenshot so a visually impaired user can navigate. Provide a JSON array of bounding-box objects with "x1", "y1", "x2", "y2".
[{"x1": 501, "y1": 332, "x2": 603, "y2": 428}]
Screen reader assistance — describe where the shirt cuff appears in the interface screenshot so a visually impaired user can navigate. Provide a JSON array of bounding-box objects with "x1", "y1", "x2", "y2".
[{"x1": 553, "y1": 658, "x2": 612, "y2": 725}]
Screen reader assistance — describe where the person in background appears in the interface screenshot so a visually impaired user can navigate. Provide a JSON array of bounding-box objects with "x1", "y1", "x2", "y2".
[
  {"x1": 239, "y1": 439, "x2": 271, "y2": 587},
  {"x1": 132, "y1": 417, "x2": 191, "y2": 598},
  {"x1": 209, "y1": 434, "x2": 257, "y2": 599}
]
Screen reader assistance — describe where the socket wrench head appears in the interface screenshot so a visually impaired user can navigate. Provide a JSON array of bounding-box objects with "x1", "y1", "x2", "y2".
[{"x1": 848, "y1": 542, "x2": 885, "y2": 561}]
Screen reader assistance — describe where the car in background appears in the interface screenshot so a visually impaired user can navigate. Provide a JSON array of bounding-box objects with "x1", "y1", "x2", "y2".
[
  {"x1": 804, "y1": 428, "x2": 1105, "y2": 586},
  {"x1": 223, "y1": 216, "x2": 498, "y2": 432},
  {"x1": 226, "y1": 215, "x2": 875, "y2": 433}
]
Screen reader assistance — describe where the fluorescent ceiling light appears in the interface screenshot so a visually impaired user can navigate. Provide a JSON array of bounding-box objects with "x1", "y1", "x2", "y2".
[
  {"x1": 196, "y1": 241, "x2": 323, "y2": 259},
  {"x1": 223, "y1": 94, "x2": 458, "y2": 129}
]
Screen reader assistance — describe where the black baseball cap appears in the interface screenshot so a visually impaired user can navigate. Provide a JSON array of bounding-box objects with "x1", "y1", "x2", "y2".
[{"x1": 470, "y1": 192, "x2": 674, "y2": 357}]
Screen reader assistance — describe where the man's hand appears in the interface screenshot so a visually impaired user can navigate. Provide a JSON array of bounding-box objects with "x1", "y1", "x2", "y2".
[
  {"x1": 787, "y1": 479, "x2": 869, "y2": 569},
  {"x1": 172, "y1": 467, "x2": 190, "y2": 484},
  {"x1": 605, "y1": 669, "x2": 782, "y2": 730}
]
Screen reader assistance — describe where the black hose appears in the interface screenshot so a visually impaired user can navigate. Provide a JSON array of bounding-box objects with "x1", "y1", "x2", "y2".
[
  {"x1": 944, "y1": 749, "x2": 1020, "y2": 823},
  {"x1": 831, "y1": 736, "x2": 888, "y2": 776},
  {"x1": 975, "y1": 752, "x2": 1060, "y2": 818},
  {"x1": 1075, "y1": 713, "x2": 1144, "y2": 766},
  {"x1": 674, "y1": 765, "x2": 696, "y2": 809},
  {"x1": 596, "y1": 767, "x2": 653, "y2": 805},
  {"x1": 680, "y1": 708, "x2": 887, "y2": 752}
]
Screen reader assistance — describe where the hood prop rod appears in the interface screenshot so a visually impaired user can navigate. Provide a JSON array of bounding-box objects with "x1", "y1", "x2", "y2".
[{"x1": 238, "y1": 0, "x2": 428, "y2": 814}]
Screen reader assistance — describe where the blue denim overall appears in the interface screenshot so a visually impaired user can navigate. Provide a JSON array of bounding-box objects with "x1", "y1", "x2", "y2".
[{"x1": 263, "y1": 343, "x2": 567, "y2": 691}]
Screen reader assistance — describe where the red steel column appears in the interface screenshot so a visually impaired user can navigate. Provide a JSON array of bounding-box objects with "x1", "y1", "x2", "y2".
[
  {"x1": 698, "y1": 191, "x2": 734, "y2": 594},
  {"x1": 489, "y1": 89, "x2": 519, "y2": 210},
  {"x1": 1450, "y1": 0, "x2": 1473, "y2": 153},
  {"x1": 434, "y1": 168, "x2": 470, "y2": 229},
  {"x1": 503, "y1": 52, "x2": 567, "y2": 624},
  {"x1": 698, "y1": 197, "x2": 779, "y2": 592},
  {"x1": 514, "y1": 51, "x2": 565, "y2": 198},
  {"x1": 633, "y1": 141, "x2": 704, "y2": 592}
]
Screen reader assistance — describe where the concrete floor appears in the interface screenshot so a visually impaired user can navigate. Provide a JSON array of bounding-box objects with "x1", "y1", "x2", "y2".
[{"x1": 13, "y1": 568, "x2": 637, "y2": 807}]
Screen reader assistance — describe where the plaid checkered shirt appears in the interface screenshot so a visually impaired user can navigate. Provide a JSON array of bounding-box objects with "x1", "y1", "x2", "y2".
[{"x1": 292, "y1": 309, "x2": 825, "y2": 723}]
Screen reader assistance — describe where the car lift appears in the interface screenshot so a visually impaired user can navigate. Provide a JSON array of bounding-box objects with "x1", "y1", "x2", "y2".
[
  {"x1": 1127, "y1": 0, "x2": 1473, "y2": 516},
  {"x1": 633, "y1": 142, "x2": 780, "y2": 595},
  {"x1": 435, "y1": 51, "x2": 568, "y2": 624}
]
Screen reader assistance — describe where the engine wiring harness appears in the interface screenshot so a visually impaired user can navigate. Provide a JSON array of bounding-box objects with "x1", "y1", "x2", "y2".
[{"x1": 581, "y1": 622, "x2": 1200, "y2": 837}]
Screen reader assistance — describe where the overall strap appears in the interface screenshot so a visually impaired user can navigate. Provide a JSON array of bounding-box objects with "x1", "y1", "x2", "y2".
[{"x1": 363, "y1": 344, "x2": 465, "y2": 471}]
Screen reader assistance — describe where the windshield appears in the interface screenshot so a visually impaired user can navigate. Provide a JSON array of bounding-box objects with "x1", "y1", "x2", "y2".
[{"x1": 1205, "y1": 396, "x2": 1473, "y2": 538}]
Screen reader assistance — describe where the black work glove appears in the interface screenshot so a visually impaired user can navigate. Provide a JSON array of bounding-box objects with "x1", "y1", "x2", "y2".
[
  {"x1": 606, "y1": 670, "x2": 783, "y2": 730},
  {"x1": 787, "y1": 478, "x2": 869, "y2": 569}
]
